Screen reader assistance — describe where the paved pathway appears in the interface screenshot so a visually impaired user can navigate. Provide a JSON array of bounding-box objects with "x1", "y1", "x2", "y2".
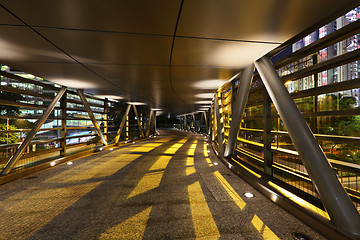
[{"x1": 0, "y1": 129, "x2": 325, "y2": 239}]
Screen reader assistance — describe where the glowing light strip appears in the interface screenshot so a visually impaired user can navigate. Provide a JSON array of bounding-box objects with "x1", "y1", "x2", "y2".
[{"x1": 268, "y1": 181, "x2": 329, "y2": 219}]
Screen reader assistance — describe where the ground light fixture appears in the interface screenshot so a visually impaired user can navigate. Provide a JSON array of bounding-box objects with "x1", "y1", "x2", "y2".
[
  {"x1": 244, "y1": 192, "x2": 254, "y2": 198},
  {"x1": 213, "y1": 162, "x2": 219, "y2": 165},
  {"x1": 67, "y1": 161, "x2": 73, "y2": 165},
  {"x1": 110, "y1": 148, "x2": 114, "y2": 151},
  {"x1": 50, "y1": 161, "x2": 56, "y2": 166}
]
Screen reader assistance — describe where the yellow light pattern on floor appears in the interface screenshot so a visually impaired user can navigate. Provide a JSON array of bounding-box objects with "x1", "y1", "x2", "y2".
[
  {"x1": 203, "y1": 143, "x2": 208, "y2": 157},
  {"x1": 186, "y1": 166, "x2": 196, "y2": 176},
  {"x1": 130, "y1": 143, "x2": 163, "y2": 152},
  {"x1": 150, "y1": 156, "x2": 172, "y2": 171},
  {"x1": 268, "y1": 182, "x2": 330, "y2": 219},
  {"x1": 213, "y1": 171, "x2": 246, "y2": 210},
  {"x1": 186, "y1": 157, "x2": 194, "y2": 166},
  {"x1": 127, "y1": 155, "x2": 172, "y2": 199},
  {"x1": 99, "y1": 207, "x2": 152, "y2": 240},
  {"x1": 127, "y1": 171, "x2": 164, "y2": 199},
  {"x1": 187, "y1": 140, "x2": 198, "y2": 156},
  {"x1": 154, "y1": 136, "x2": 175, "y2": 142},
  {"x1": 0, "y1": 182, "x2": 102, "y2": 240},
  {"x1": 205, "y1": 158, "x2": 213, "y2": 166},
  {"x1": 251, "y1": 214, "x2": 280, "y2": 240},
  {"x1": 188, "y1": 181, "x2": 220, "y2": 238},
  {"x1": 186, "y1": 157, "x2": 196, "y2": 175},
  {"x1": 66, "y1": 154, "x2": 141, "y2": 182},
  {"x1": 164, "y1": 143, "x2": 183, "y2": 154}
]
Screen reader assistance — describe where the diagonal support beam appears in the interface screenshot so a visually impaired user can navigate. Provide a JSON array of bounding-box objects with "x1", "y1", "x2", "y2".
[
  {"x1": 224, "y1": 64, "x2": 254, "y2": 158},
  {"x1": 192, "y1": 113, "x2": 196, "y2": 131},
  {"x1": 255, "y1": 56, "x2": 360, "y2": 237},
  {"x1": 198, "y1": 112, "x2": 203, "y2": 132},
  {"x1": 214, "y1": 94, "x2": 224, "y2": 156},
  {"x1": 1, "y1": 87, "x2": 67, "y2": 175},
  {"x1": 114, "y1": 104, "x2": 131, "y2": 144},
  {"x1": 132, "y1": 105, "x2": 144, "y2": 137},
  {"x1": 146, "y1": 110, "x2": 154, "y2": 136},
  {"x1": 77, "y1": 90, "x2": 107, "y2": 146}
]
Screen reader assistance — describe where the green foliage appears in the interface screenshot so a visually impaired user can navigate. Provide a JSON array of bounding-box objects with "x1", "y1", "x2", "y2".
[{"x1": 0, "y1": 123, "x2": 20, "y2": 143}]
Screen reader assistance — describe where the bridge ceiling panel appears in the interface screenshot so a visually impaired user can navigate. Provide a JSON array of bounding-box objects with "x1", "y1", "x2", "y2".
[
  {"x1": 36, "y1": 28, "x2": 173, "y2": 65},
  {"x1": 0, "y1": 0, "x2": 357, "y2": 115},
  {"x1": 177, "y1": 0, "x2": 355, "y2": 43}
]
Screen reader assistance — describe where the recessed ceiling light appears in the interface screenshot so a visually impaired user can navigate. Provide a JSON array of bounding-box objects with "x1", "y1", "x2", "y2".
[
  {"x1": 127, "y1": 102, "x2": 146, "y2": 105},
  {"x1": 195, "y1": 100, "x2": 212, "y2": 104},
  {"x1": 195, "y1": 93, "x2": 214, "y2": 99},
  {"x1": 192, "y1": 79, "x2": 228, "y2": 90}
]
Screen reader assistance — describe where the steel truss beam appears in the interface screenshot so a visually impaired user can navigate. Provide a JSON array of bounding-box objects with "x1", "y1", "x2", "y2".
[
  {"x1": 224, "y1": 64, "x2": 254, "y2": 158},
  {"x1": 146, "y1": 110, "x2": 154, "y2": 136},
  {"x1": 192, "y1": 113, "x2": 196, "y2": 131},
  {"x1": 255, "y1": 56, "x2": 360, "y2": 238},
  {"x1": 114, "y1": 105, "x2": 131, "y2": 144},
  {"x1": 132, "y1": 105, "x2": 144, "y2": 137},
  {"x1": 77, "y1": 90, "x2": 107, "y2": 146},
  {"x1": 203, "y1": 111, "x2": 208, "y2": 134},
  {"x1": 214, "y1": 94, "x2": 224, "y2": 155},
  {"x1": 1, "y1": 87, "x2": 67, "y2": 175}
]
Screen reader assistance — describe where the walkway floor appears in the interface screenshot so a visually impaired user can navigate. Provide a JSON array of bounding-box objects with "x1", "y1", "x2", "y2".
[{"x1": 0, "y1": 129, "x2": 325, "y2": 240}]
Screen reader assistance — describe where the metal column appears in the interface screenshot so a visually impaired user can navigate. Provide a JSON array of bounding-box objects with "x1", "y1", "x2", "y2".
[
  {"x1": 114, "y1": 104, "x2": 131, "y2": 144},
  {"x1": 203, "y1": 111, "x2": 208, "y2": 134},
  {"x1": 214, "y1": 94, "x2": 224, "y2": 156},
  {"x1": 132, "y1": 105, "x2": 144, "y2": 137},
  {"x1": 1, "y1": 87, "x2": 67, "y2": 175},
  {"x1": 224, "y1": 65, "x2": 254, "y2": 158},
  {"x1": 192, "y1": 113, "x2": 196, "y2": 131},
  {"x1": 198, "y1": 112, "x2": 203, "y2": 132},
  {"x1": 146, "y1": 110, "x2": 154, "y2": 136},
  {"x1": 255, "y1": 56, "x2": 360, "y2": 237},
  {"x1": 77, "y1": 90, "x2": 107, "y2": 146},
  {"x1": 211, "y1": 104, "x2": 215, "y2": 140},
  {"x1": 263, "y1": 90, "x2": 273, "y2": 175},
  {"x1": 60, "y1": 90, "x2": 67, "y2": 157}
]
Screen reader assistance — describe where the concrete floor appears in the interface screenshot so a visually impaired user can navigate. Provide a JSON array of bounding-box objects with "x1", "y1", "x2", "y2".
[{"x1": 0, "y1": 129, "x2": 326, "y2": 240}]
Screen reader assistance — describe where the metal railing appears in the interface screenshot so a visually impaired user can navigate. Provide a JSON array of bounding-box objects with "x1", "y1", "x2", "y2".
[{"x1": 0, "y1": 67, "x2": 155, "y2": 175}]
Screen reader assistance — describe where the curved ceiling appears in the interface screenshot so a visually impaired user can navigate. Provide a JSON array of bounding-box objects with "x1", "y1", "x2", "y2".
[{"x1": 0, "y1": 0, "x2": 357, "y2": 115}]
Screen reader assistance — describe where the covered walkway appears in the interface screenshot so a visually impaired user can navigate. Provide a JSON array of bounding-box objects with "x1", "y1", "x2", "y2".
[{"x1": 0, "y1": 129, "x2": 324, "y2": 239}]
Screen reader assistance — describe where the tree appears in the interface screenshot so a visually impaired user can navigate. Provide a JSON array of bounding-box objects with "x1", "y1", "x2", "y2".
[{"x1": 0, "y1": 123, "x2": 20, "y2": 143}]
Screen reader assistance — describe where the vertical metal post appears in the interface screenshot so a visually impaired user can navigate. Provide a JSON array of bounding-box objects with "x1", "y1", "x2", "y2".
[
  {"x1": 114, "y1": 105, "x2": 131, "y2": 144},
  {"x1": 214, "y1": 93, "x2": 224, "y2": 155},
  {"x1": 77, "y1": 90, "x2": 107, "y2": 146},
  {"x1": 198, "y1": 112, "x2": 203, "y2": 132},
  {"x1": 126, "y1": 114, "x2": 129, "y2": 140},
  {"x1": 211, "y1": 104, "x2": 215, "y2": 140},
  {"x1": 203, "y1": 111, "x2": 208, "y2": 134},
  {"x1": 146, "y1": 110, "x2": 154, "y2": 136},
  {"x1": 154, "y1": 111, "x2": 157, "y2": 132},
  {"x1": 224, "y1": 65, "x2": 254, "y2": 158},
  {"x1": 1, "y1": 87, "x2": 67, "y2": 175},
  {"x1": 263, "y1": 90, "x2": 273, "y2": 175},
  {"x1": 255, "y1": 56, "x2": 360, "y2": 237},
  {"x1": 103, "y1": 98, "x2": 108, "y2": 141},
  {"x1": 132, "y1": 105, "x2": 144, "y2": 137},
  {"x1": 192, "y1": 113, "x2": 196, "y2": 131},
  {"x1": 60, "y1": 90, "x2": 67, "y2": 157}
]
